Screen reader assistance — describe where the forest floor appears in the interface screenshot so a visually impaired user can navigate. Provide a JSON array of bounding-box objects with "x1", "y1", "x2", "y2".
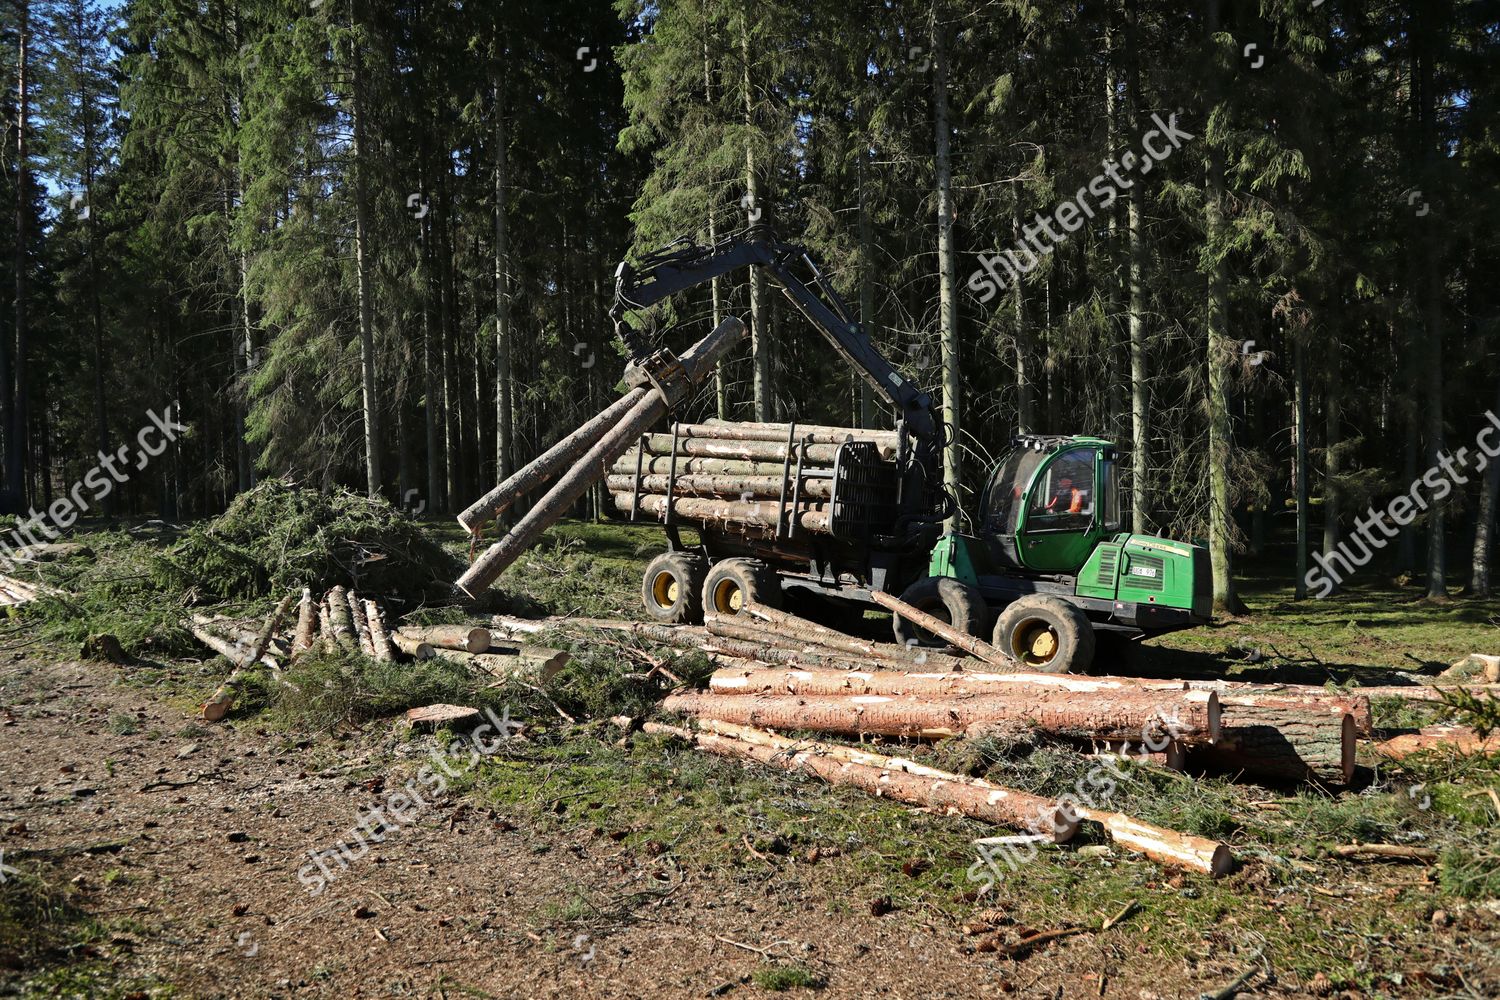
[{"x1": 2, "y1": 519, "x2": 1499, "y2": 999}]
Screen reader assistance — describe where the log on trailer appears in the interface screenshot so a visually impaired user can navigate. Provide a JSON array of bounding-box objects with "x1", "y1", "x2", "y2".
[
  {"x1": 661, "y1": 689, "x2": 1220, "y2": 745},
  {"x1": 610, "y1": 493, "x2": 832, "y2": 534},
  {"x1": 457, "y1": 316, "x2": 748, "y2": 597}
]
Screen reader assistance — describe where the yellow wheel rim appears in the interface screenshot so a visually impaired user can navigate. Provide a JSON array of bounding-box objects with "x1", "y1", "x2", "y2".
[
  {"x1": 650, "y1": 571, "x2": 679, "y2": 609},
  {"x1": 712, "y1": 579, "x2": 744, "y2": 613},
  {"x1": 1012, "y1": 619, "x2": 1059, "y2": 665}
]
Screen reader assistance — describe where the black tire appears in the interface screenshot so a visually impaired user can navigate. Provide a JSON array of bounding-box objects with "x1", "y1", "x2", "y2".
[
  {"x1": 993, "y1": 595, "x2": 1096, "y2": 674},
  {"x1": 701, "y1": 558, "x2": 781, "y2": 616},
  {"x1": 641, "y1": 552, "x2": 707, "y2": 624},
  {"x1": 890, "y1": 576, "x2": 987, "y2": 648}
]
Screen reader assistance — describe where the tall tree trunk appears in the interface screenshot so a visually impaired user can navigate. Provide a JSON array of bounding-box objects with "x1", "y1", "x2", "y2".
[
  {"x1": 1204, "y1": 0, "x2": 1243, "y2": 614},
  {"x1": 1012, "y1": 201, "x2": 1034, "y2": 435},
  {"x1": 493, "y1": 78, "x2": 514, "y2": 488},
  {"x1": 74, "y1": 2, "x2": 109, "y2": 513},
  {"x1": 1321, "y1": 333, "x2": 1341, "y2": 588},
  {"x1": 703, "y1": 16, "x2": 728, "y2": 421},
  {"x1": 1293, "y1": 333, "x2": 1310, "y2": 599},
  {"x1": 349, "y1": 18, "x2": 382, "y2": 498},
  {"x1": 1125, "y1": 0, "x2": 1150, "y2": 534},
  {"x1": 932, "y1": 2, "x2": 960, "y2": 530},
  {"x1": 1469, "y1": 385, "x2": 1500, "y2": 597},
  {"x1": 1416, "y1": 5, "x2": 1446, "y2": 599},
  {"x1": 9, "y1": 0, "x2": 31, "y2": 513},
  {"x1": 857, "y1": 148, "x2": 878, "y2": 429},
  {"x1": 741, "y1": 6, "x2": 771, "y2": 422}
]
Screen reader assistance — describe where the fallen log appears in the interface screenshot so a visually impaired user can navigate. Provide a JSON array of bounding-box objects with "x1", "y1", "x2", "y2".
[
  {"x1": 1330, "y1": 843, "x2": 1438, "y2": 863},
  {"x1": 1374, "y1": 725, "x2": 1500, "y2": 759},
  {"x1": 391, "y1": 633, "x2": 436, "y2": 661},
  {"x1": 1188, "y1": 710, "x2": 1356, "y2": 785},
  {"x1": 457, "y1": 316, "x2": 747, "y2": 596},
  {"x1": 868, "y1": 590, "x2": 1012, "y2": 666},
  {"x1": 425, "y1": 644, "x2": 569, "y2": 682},
  {"x1": 406, "y1": 704, "x2": 480, "y2": 727},
  {"x1": 683, "y1": 720, "x2": 1230, "y2": 875},
  {"x1": 643, "y1": 720, "x2": 1076, "y2": 842},
  {"x1": 327, "y1": 586, "x2": 358, "y2": 654},
  {"x1": 318, "y1": 594, "x2": 334, "y2": 654},
  {"x1": 9, "y1": 542, "x2": 92, "y2": 562},
  {"x1": 346, "y1": 589, "x2": 375, "y2": 657},
  {"x1": 661, "y1": 689, "x2": 1220, "y2": 745},
  {"x1": 364, "y1": 599, "x2": 396, "y2": 662},
  {"x1": 291, "y1": 588, "x2": 317, "y2": 657},
  {"x1": 707, "y1": 612, "x2": 961, "y2": 669},
  {"x1": 397, "y1": 624, "x2": 492, "y2": 655},
  {"x1": 611, "y1": 492, "x2": 832, "y2": 534}
]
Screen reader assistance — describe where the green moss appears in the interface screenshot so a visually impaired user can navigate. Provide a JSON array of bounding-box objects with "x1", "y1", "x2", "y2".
[{"x1": 751, "y1": 964, "x2": 824, "y2": 991}]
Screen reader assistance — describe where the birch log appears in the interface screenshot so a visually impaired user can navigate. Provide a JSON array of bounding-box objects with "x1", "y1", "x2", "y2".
[
  {"x1": 347, "y1": 589, "x2": 375, "y2": 657},
  {"x1": 292, "y1": 588, "x2": 317, "y2": 657},
  {"x1": 364, "y1": 599, "x2": 396, "y2": 662},
  {"x1": 396, "y1": 624, "x2": 492, "y2": 654},
  {"x1": 424, "y1": 644, "x2": 570, "y2": 682}
]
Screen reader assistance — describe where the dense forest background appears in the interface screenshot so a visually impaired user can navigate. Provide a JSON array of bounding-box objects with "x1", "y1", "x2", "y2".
[{"x1": 0, "y1": 0, "x2": 1496, "y2": 609}]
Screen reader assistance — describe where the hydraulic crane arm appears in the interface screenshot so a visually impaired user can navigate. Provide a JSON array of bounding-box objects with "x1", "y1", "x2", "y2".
[{"x1": 610, "y1": 235, "x2": 936, "y2": 444}]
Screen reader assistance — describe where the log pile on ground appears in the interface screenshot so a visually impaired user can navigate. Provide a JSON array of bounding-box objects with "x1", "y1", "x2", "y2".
[
  {"x1": 192, "y1": 590, "x2": 567, "y2": 722},
  {"x1": 605, "y1": 419, "x2": 901, "y2": 539}
]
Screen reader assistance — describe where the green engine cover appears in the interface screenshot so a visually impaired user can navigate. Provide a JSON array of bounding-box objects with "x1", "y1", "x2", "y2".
[{"x1": 1109, "y1": 534, "x2": 1199, "y2": 610}]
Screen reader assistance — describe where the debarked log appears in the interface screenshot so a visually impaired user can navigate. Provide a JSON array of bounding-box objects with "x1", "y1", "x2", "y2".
[
  {"x1": 604, "y1": 473, "x2": 835, "y2": 501},
  {"x1": 661, "y1": 689, "x2": 1219, "y2": 745}
]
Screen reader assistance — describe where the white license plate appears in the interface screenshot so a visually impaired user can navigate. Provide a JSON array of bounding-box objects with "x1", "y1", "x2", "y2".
[{"x1": 1130, "y1": 566, "x2": 1158, "y2": 578}]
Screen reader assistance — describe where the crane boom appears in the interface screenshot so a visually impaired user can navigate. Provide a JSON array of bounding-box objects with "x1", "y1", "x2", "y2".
[{"x1": 610, "y1": 235, "x2": 936, "y2": 445}]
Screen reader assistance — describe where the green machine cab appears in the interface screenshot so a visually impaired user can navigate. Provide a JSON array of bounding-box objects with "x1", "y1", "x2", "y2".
[{"x1": 923, "y1": 435, "x2": 1213, "y2": 673}]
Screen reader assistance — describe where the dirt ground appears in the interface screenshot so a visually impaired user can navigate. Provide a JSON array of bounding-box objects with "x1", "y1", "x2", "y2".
[{"x1": 3, "y1": 654, "x2": 1435, "y2": 1000}]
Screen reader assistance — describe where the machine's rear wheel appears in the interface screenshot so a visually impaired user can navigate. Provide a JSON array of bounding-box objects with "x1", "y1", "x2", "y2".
[
  {"x1": 994, "y1": 595, "x2": 1095, "y2": 673},
  {"x1": 702, "y1": 558, "x2": 781, "y2": 617},
  {"x1": 641, "y1": 552, "x2": 707, "y2": 624},
  {"x1": 890, "y1": 576, "x2": 987, "y2": 648}
]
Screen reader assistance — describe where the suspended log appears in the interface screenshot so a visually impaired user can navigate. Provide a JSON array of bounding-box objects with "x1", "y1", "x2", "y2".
[
  {"x1": 425, "y1": 644, "x2": 570, "y2": 682},
  {"x1": 643, "y1": 720, "x2": 1076, "y2": 841},
  {"x1": 346, "y1": 589, "x2": 375, "y2": 657},
  {"x1": 661, "y1": 689, "x2": 1219, "y2": 745},
  {"x1": 397, "y1": 624, "x2": 492, "y2": 654},
  {"x1": 610, "y1": 493, "x2": 832, "y2": 534},
  {"x1": 291, "y1": 588, "x2": 317, "y2": 657},
  {"x1": 605, "y1": 473, "x2": 835, "y2": 501},
  {"x1": 457, "y1": 316, "x2": 748, "y2": 597},
  {"x1": 364, "y1": 599, "x2": 396, "y2": 662},
  {"x1": 1188, "y1": 710, "x2": 1356, "y2": 785},
  {"x1": 868, "y1": 590, "x2": 1011, "y2": 666},
  {"x1": 679, "y1": 720, "x2": 1230, "y2": 874},
  {"x1": 459, "y1": 387, "x2": 649, "y2": 533},
  {"x1": 1374, "y1": 725, "x2": 1500, "y2": 759}
]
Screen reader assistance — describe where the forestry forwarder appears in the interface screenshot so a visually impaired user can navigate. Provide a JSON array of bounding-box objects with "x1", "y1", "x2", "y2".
[{"x1": 610, "y1": 233, "x2": 1211, "y2": 673}]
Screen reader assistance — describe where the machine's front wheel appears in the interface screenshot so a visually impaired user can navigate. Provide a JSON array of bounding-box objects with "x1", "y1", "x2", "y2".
[
  {"x1": 641, "y1": 552, "x2": 708, "y2": 624},
  {"x1": 994, "y1": 595, "x2": 1096, "y2": 673},
  {"x1": 702, "y1": 558, "x2": 781, "y2": 617},
  {"x1": 890, "y1": 576, "x2": 987, "y2": 648}
]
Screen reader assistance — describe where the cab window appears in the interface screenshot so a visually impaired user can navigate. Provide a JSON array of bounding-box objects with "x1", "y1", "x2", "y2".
[
  {"x1": 981, "y1": 448, "x2": 1045, "y2": 535},
  {"x1": 1026, "y1": 448, "x2": 1095, "y2": 530}
]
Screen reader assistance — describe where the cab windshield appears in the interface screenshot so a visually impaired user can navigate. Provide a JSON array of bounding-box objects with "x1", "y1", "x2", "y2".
[{"x1": 980, "y1": 448, "x2": 1045, "y2": 535}]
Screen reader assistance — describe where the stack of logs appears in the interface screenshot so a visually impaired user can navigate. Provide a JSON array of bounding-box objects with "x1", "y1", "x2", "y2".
[
  {"x1": 192, "y1": 589, "x2": 568, "y2": 721},
  {"x1": 607, "y1": 420, "x2": 900, "y2": 537}
]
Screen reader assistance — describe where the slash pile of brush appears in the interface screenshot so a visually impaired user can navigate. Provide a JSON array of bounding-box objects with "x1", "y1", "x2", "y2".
[
  {"x1": 192, "y1": 587, "x2": 568, "y2": 722},
  {"x1": 605, "y1": 420, "x2": 900, "y2": 537}
]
